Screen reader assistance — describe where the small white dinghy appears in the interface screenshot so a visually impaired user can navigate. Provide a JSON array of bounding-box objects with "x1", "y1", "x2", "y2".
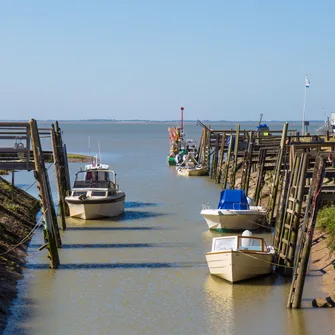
[
  {"x1": 65, "y1": 157, "x2": 125, "y2": 220},
  {"x1": 205, "y1": 230, "x2": 275, "y2": 283},
  {"x1": 176, "y1": 153, "x2": 208, "y2": 177},
  {"x1": 201, "y1": 189, "x2": 267, "y2": 232}
]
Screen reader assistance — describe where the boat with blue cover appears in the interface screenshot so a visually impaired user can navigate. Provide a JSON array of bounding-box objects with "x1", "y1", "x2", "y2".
[{"x1": 200, "y1": 189, "x2": 267, "y2": 232}]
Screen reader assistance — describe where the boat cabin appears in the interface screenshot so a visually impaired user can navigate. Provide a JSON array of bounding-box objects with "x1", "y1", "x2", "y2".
[
  {"x1": 211, "y1": 236, "x2": 268, "y2": 252},
  {"x1": 71, "y1": 166, "x2": 119, "y2": 198}
]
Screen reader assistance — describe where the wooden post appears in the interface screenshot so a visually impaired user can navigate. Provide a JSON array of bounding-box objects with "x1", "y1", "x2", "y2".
[
  {"x1": 222, "y1": 133, "x2": 233, "y2": 189},
  {"x1": 244, "y1": 132, "x2": 254, "y2": 196},
  {"x1": 287, "y1": 155, "x2": 325, "y2": 308},
  {"x1": 253, "y1": 148, "x2": 267, "y2": 205},
  {"x1": 51, "y1": 125, "x2": 66, "y2": 230},
  {"x1": 230, "y1": 124, "x2": 240, "y2": 189},
  {"x1": 29, "y1": 119, "x2": 60, "y2": 268},
  {"x1": 216, "y1": 133, "x2": 226, "y2": 184},
  {"x1": 210, "y1": 134, "x2": 219, "y2": 179},
  {"x1": 267, "y1": 122, "x2": 288, "y2": 225},
  {"x1": 206, "y1": 129, "x2": 211, "y2": 172}
]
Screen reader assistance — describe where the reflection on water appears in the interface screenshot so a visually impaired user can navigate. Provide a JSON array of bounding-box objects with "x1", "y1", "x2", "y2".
[{"x1": 4, "y1": 122, "x2": 335, "y2": 335}]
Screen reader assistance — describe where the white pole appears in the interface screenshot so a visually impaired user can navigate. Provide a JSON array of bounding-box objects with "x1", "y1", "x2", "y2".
[{"x1": 302, "y1": 75, "x2": 307, "y2": 135}]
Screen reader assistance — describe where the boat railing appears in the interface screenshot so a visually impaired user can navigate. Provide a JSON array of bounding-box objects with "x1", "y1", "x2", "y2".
[
  {"x1": 202, "y1": 202, "x2": 211, "y2": 210},
  {"x1": 73, "y1": 180, "x2": 112, "y2": 189}
]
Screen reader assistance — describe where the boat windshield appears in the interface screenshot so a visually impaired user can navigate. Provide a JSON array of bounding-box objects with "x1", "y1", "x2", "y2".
[
  {"x1": 212, "y1": 237, "x2": 237, "y2": 251},
  {"x1": 73, "y1": 169, "x2": 116, "y2": 189},
  {"x1": 238, "y1": 237, "x2": 264, "y2": 251}
]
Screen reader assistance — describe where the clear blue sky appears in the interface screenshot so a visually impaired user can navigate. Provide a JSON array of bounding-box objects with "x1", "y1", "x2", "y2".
[{"x1": 0, "y1": 1, "x2": 334, "y2": 121}]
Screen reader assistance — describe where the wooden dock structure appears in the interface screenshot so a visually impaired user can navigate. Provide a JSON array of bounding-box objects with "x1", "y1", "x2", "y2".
[
  {"x1": 196, "y1": 120, "x2": 335, "y2": 308},
  {"x1": 0, "y1": 119, "x2": 71, "y2": 268}
]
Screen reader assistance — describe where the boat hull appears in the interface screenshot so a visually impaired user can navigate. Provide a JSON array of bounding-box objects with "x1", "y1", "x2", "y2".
[
  {"x1": 166, "y1": 156, "x2": 176, "y2": 166},
  {"x1": 205, "y1": 250, "x2": 273, "y2": 283},
  {"x1": 177, "y1": 167, "x2": 208, "y2": 176},
  {"x1": 200, "y1": 208, "x2": 266, "y2": 232},
  {"x1": 65, "y1": 193, "x2": 125, "y2": 220}
]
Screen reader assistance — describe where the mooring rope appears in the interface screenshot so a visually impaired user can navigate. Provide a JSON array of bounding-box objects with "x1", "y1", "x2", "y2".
[{"x1": 0, "y1": 214, "x2": 44, "y2": 256}]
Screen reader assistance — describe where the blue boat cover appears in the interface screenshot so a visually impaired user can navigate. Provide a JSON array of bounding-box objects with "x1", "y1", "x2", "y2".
[
  {"x1": 217, "y1": 189, "x2": 249, "y2": 210},
  {"x1": 256, "y1": 123, "x2": 268, "y2": 130}
]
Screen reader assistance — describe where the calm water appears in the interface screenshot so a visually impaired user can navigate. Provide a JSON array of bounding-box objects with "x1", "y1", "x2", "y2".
[{"x1": 4, "y1": 121, "x2": 335, "y2": 335}]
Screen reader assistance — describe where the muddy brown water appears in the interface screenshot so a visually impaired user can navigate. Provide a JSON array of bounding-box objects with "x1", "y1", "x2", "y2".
[{"x1": 4, "y1": 121, "x2": 335, "y2": 334}]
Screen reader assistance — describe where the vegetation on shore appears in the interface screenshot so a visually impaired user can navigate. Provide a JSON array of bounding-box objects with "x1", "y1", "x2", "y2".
[
  {"x1": 67, "y1": 153, "x2": 92, "y2": 162},
  {"x1": 316, "y1": 205, "x2": 335, "y2": 251}
]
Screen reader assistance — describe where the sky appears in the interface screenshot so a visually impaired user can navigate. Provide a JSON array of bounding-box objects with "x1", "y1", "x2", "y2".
[{"x1": 0, "y1": 0, "x2": 334, "y2": 121}]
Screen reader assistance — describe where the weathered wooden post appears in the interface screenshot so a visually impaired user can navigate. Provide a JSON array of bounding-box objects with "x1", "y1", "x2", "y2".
[
  {"x1": 216, "y1": 132, "x2": 226, "y2": 184},
  {"x1": 267, "y1": 122, "x2": 288, "y2": 225},
  {"x1": 29, "y1": 119, "x2": 60, "y2": 268},
  {"x1": 56, "y1": 121, "x2": 71, "y2": 203},
  {"x1": 230, "y1": 124, "x2": 240, "y2": 189},
  {"x1": 51, "y1": 125, "x2": 66, "y2": 230},
  {"x1": 244, "y1": 132, "x2": 254, "y2": 196},
  {"x1": 210, "y1": 134, "x2": 220, "y2": 179},
  {"x1": 222, "y1": 133, "x2": 233, "y2": 189},
  {"x1": 287, "y1": 155, "x2": 325, "y2": 308},
  {"x1": 253, "y1": 148, "x2": 267, "y2": 205}
]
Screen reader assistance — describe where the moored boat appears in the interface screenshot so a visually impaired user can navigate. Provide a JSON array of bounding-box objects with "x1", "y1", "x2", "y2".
[
  {"x1": 205, "y1": 231, "x2": 275, "y2": 283},
  {"x1": 201, "y1": 189, "x2": 267, "y2": 232},
  {"x1": 176, "y1": 152, "x2": 208, "y2": 177},
  {"x1": 65, "y1": 158, "x2": 125, "y2": 220}
]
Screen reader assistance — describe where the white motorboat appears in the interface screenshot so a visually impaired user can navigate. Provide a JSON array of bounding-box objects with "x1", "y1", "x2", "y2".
[
  {"x1": 205, "y1": 231, "x2": 275, "y2": 283},
  {"x1": 201, "y1": 189, "x2": 267, "y2": 232},
  {"x1": 176, "y1": 153, "x2": 208, "y2": 177},
  {"x1": 65, "y1": 159, "x2": 125, "y2": 220}
]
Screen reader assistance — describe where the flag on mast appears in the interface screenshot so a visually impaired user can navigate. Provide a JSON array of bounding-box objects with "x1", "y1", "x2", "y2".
[{"x1": 305, "y1": 75, "x2": 310, "y2": 88}]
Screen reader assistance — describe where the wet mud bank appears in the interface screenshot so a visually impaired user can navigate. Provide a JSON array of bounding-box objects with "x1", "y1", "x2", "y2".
[
  {"x1": 0, "y1": 177, "x2": 40, "y2": 333},
  {"x1": 311, "y1": 230, "x2": 335, "y2": 307}
]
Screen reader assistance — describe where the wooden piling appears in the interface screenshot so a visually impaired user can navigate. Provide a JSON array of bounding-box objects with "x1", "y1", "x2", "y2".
[
  {"x1": 267, "y1": 122, "x2": 288, "y2": 225},
  {"x1": 222, "y1": 133, "x2": 233, "y2": 189},
  {"x1": 216, "y1": 132, "x2": 226, "y2": 184},
  {"x1": 29, "y1": 119, "x2": 60, "y2": 268},
  {"x1": 51, "y1": 125, "x2": 66, "y2": 230},
  {"x1": 287, "y1": 155, "x2": 325, "y2": 308},
  {"x1": 230, "y1": 124, "x2": 240, "y2": 189}
]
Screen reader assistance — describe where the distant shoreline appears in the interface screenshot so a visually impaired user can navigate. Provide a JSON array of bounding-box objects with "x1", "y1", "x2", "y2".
[{"x1": 0, "y1": 119, "x2": 325, "y2": 124}]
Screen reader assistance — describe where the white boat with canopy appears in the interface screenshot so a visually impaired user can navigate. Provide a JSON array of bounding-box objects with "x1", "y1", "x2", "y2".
[
  {"x1": 65, "y1": 159, "x2": 125, "y2": 220},
  {"x1": 201, "y1": 189, "x2": 267, "y2": 232}
]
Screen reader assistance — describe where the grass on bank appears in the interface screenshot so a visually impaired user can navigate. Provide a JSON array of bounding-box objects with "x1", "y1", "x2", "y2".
[
  {"x1": 67, "y1": 153, "x2": 91, "y2": 162},
  {"x1": 316, "y1": 205, "x2": 335, "y2": 251}
]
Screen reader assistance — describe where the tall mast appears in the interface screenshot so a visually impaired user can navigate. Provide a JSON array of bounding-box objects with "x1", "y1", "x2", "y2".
[{"x1": 180, "y1": 106, "x2": 184, "y2": 138}]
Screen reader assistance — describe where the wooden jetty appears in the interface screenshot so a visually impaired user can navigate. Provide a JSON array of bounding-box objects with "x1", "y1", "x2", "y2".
[
  {"x1": 196, "y1": 120, "x2": 335, "y2": 308},
  {"x1": 0, "y1": 120, "x2": 71, "y2": 268}
]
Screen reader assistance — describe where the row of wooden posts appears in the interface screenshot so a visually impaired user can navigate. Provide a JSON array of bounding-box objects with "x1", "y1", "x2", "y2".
[
  {"x1": 196, "y1": 121, "x2": 334, "y2": 308},
  {"x1": 0, "y1": 119, "x2": 71, "y2": 269}
]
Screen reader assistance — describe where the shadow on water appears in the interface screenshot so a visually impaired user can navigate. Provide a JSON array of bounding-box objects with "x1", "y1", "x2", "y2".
[
  {"x1": 124, "y1": 201, "x2": 160, "y2": 208},
  {"x1": 64, "y1": 226, "x2": 167, "y2": 231},
  {"x1": 206, "y1": 271, "x2": 291, "y2": 288},
  {"x1": 25, "y1": 261, "x2": 207, "y2": 270},
  {"x1": 29, "y1": 242, "x2": 192, "y2": 249},
  {"x1": 105, "y1": 210, "x2": 169, "y2": 221},
  {"x1": 3, "y1": 297, "x2": 36, "y2": 335}
]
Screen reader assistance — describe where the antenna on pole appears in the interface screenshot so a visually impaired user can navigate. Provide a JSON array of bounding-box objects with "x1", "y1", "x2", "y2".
[
  {"x1": 98, "y1": 140, "x2": 101, "y2": 164},
  {"x1": 88, "y1": 136, "x2": 91, "y2": 161},
  {"x1": 302, "y1": 74, "x2": 310, "y2": 135},
  {"x1": 258, "y1": 113, "x2": 263, "y2": 127},
  {"x1": 180, "y1": 106, "x2": 184, "y2": 138}
]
